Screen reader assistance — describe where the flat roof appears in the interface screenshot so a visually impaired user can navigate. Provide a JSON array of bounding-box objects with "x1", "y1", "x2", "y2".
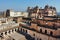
[
  {"x1": 0, "y1": 22, "x2": 19, "y2": 32},
  {"x1": 8, "y1": 32, "x2": 26, "y2": 40}
]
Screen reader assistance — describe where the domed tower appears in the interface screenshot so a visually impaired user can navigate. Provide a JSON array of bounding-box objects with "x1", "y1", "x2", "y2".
[
  {"x1": 44, "y1": 5, "x2": 49, "y2": 10},
  {"x1": 35, "y1": 6, "x2": 39, "y2": 9},
  {"x1": 6, "y1": 9, "x2": 10, "y2": 17},
  {"x1": 50, "y1": 6, "x2": 53, "y2": 9},
  {"x1": 52, "y1": 7, "x2": 57, "y2": 16},
  {"x1": 33, "y1": 6, "x2": 39, "y2": 18},
  {"x1": 27, "y1": 7, "x2": 31, "y2": 12},
  {"x1": 53, "y1": 7, "x2": 56, "y2": 11},
  {"x1": 6, "y1": 9, "x2": 14, "y2": 17},
  {"x1": 27, "y1": 7, "x2": 32, "y2": 17}
]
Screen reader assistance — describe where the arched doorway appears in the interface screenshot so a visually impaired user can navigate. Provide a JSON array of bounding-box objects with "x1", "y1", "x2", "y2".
[
  {"x1": 45, "y1": 30, "x2": 47, "y2": 34},
  {"x1": 40, "y1": 29, "x2": 42, "y2": 33},
  {"x1": 5, "y1": 32, "x2": 7, "y2": 35},
  {"x1": 50, "y1": 31, "x2": 53, "y2": 36}
]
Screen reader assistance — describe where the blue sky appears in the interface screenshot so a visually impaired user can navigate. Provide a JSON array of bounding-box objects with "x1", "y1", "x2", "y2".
[{"x1": 0, "y1": 0, "x2": 60, "y2": 12}]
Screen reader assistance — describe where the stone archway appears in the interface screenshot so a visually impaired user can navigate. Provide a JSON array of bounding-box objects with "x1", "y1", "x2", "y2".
[
  {"x1": 12, "y1": 29, "x2": 14, "y2": 32},
  {"x1": 15, "y1": 29, "x2": 16, "y2": 31},
  {"x1": 5, "y1": 32, "x2": 7, "y2": 35},
  {"x1": 45, "y1": 30, "x2": 47, "y2": 34},
  {"x1": 1, "y1": 33, "x2": 3, "y2": 36},
  {"x1": 9, "y1": 30, "x2": 11, "y2": 34},
  {"x1": 50, "y1": 31, "x2": 53, "y2": 36},
  {"x1": 40, "y1": 29, "x2": 42, "y2": 33}
]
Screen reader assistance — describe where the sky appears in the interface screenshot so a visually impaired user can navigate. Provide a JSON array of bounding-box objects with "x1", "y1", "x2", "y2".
[{"x1": 0, "y1": 0, "x2": 60, "y2": 12}]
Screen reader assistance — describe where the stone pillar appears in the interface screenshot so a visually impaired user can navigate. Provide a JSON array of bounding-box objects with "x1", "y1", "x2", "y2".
[
  {"x1": 7, "y1": 31, "x2": 9, "y2": 35},
  {"x1": 16, "y1": 28, "x2": 18, "y2": 31},
  {"x1": 3, "y1": 32, "x2": 5, "y2": 36},
  {"x1": 10, "y1": 30, "x2": 12, "y2": 34},
  {"x1": 13, "y1": 29, "x2": 15, "y2": 33}
]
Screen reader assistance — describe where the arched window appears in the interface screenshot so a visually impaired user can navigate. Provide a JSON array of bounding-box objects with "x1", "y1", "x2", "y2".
[
  {"x1": 21, "y1": 28, "x2": 22, "y2": 32},
  {"x1": 1, "y1": 33, "x2": 3, "y2": 36},
  {"x1": 5, "y1": 32, "x2": 7, "y2": 35},
  {"x1": 50, "y1": 31, "x2": 53, "y2": 36},
  {"x1": 40, "y1": 29, "x2": 42, "y2": 33},
  {"x1": 45, "y1": 30, "x2": 47, "y2": 34},
  {"x1": 18, "y1": 28, "x2": 19, "y2": 31},
  {"x1": 9, "y1": 30, "x2": 10, "y2": 34},
  {"x1": 23, "y1": 29, "x2": 25, "y2": 33},
  {"x1": 26, "y1": 30, "x2": 27, "y2": 33},
  {"x1": 15, "y1": 29, "x2": 16, "y2": 31},
  {"x1": 12, "y1": 30, "x2": 13, "y2": 32}
]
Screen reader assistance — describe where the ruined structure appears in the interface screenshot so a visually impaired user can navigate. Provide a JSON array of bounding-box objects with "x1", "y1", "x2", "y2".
[
  {"x1": 27, "y1": 5, "x2": 57, "y2": 19},
  {"x1": 0, "y1": 5, "x2": 60, "y2": 40}
]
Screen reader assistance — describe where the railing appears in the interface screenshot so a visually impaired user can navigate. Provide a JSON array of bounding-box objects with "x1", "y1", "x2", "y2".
[
  {"x1": 0, "y1": 23, "x2": 19, "y2": 32},
  {"x1": 19, "y1": 23, "x2": 60, "y2": 38}
]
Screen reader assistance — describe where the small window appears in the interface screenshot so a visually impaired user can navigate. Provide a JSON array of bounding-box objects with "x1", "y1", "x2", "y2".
[
  {"x1": 50, "y1": 31, "x2": 53, "y2": 36},
  {"x1": 40, "y1": 29, "x2": 42, "y2": 33}
]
